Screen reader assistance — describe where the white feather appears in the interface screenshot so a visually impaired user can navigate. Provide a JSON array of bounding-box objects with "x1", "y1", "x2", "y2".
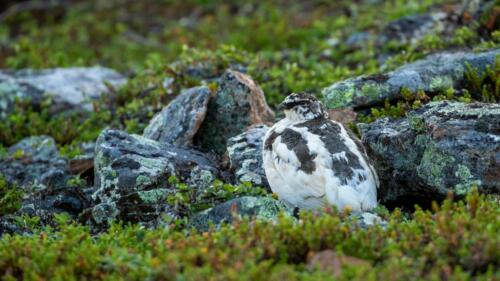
[{"x1": 263, "y1": 116, "x2": 378, "y2": 212}]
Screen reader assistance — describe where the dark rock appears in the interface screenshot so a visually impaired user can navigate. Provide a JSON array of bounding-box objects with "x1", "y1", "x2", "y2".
[
  {"x1": 226, "y1": 125, "x2": 269, "y2": 189},
  {"x1": 90, "y1": 129, "x2": 219, "y2": 227},
  {"x1": 359, "y1": 101, "x2": 500, "y2": 205},
  {"x1": 0, "y1": 137, "x2": 94, "y2": 236},
  {"x1": 322, "y1": 49, "x2": 500, "y2": 109},
  {"x1": 195, "y1": 70, "x2": 275, "y2": 153},
  {"x1": 143, "y1": 86, "x2": 211, "y2": 146},
  {"x1": 189, "y1": 196, "x2": 290, "y2": 231},
  {"x1": 0, "y1": 136, "x2": 68, "y2": 190},
  {"x1": 18, "y1": 184, "x2": 92, "y2": 219},
  {"x1": 0, "y1": 67, "x2": 126, "y2": 117},
  {"x1": 0, "y1": 216, "x2": 32, "y2": 236}
]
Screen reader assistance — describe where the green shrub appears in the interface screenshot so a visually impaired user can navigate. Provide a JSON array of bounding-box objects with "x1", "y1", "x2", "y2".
[
  {"x1": 0, "y1": 175, "x2": 23, "y2": 216},
  {"x1": 0, "y1": 190, "x2": 498, "y2": 280}
]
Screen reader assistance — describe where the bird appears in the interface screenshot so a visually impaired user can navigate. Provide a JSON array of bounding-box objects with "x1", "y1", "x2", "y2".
[{"x1": 262, "y1": 93, "x2": 378, "y2": 212}]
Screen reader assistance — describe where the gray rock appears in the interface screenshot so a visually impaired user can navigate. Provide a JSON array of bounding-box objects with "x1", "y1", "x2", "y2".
[
  {"x1": 377, "y1": 12, "x2": 447, "y2": 47},
  {"x1": 0, "y1": 66, "x2": 126, "y2": 117},
  {"x1": 0, "y1": 136, "x2": 68, "y2": 190},
  {"x1": 189, "y1": 196, "x2": 290, "y2": 231},
  {"x1": 359, "y1": 101, "x2": 500, "y2": 204},
  {"x1": 91, "y1": 129, "x2": 219, "y2": 226},
  {"x1": 345, "y1": 31, "x2": 374, "y2": 50},
  {"x1": 227, "y1": 125, "x2": 269, "y2": 189},
  {"x1": 348, "y1": 212, "x2": 387, "y2": 229},
  {"x1": 143, "y1": 86, "x2": 211, "y2": 146},
  {"x1": 0, "y1": 136, "x2": 92, "y2": 235},
  {"x1": 195, "y1": 69, "x2": 275, "y2": 153},
  {"x1": 322, "y1": 49, "x2": 500, "y2": 109}
]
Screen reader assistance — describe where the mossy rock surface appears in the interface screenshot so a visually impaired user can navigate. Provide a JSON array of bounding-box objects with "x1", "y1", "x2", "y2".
[
  {"x1": 359, "y1": 101, "x2": 500, "y2": 205},
  {"x1": 91, "y1": 129, "x2": 219, "y2": 227},
  {"x1": 322, "y1": 49, "x2": 500, "y2": 109},
  {"x1": 189, "y1": 196, "x2": 291, "y2": 231}
]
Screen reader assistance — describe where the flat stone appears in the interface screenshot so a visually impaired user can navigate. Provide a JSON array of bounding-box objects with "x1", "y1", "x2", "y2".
[
  {"x1": 322, "y1": 49, "x2": 500, "y2": 109},
  {"x1": 0, "y1": 66, "x2": 126, "y2": 117},
  {"x1": 143, "y1": 86, "x2": 211, "y2": 146}
]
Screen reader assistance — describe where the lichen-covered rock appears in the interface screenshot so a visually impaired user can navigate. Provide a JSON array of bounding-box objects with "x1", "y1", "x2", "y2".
[
  {"x1": 189, "y1": 196, "x2": 290, "y2": 231},
  {"x1": 0, "y1": 137, "x2": 93, "y2": 235},
  {"x1": 0, "y1": 181, "x2": 93, "y2": 236},
  {"x1": 195, "y1": 69, "x2": 275, "y2": 153},
  {"x1": 0, "y1": 66, "x2": 126, "y2": 117},
  {"x1": 348, "y1": 212, "x2": 387, "y2": 229},
  {"x1": 377, "y1": 12, "x2": 447, "y2": 47},
  {"x1": 322, "y1": 49, "x2": 500, "y2": 109},
  {"x1": 359, "y1": 101, "x2": 500, "y2": 204},
  {"x1": 0, "y1": 136, "x2": 68, "y2": 190},
  {"x1": 90, "y1": 129, "x2": 218, "y2": 227},
  {"x1": 143, "y1": 86, "x2": 211, "y2": 146},
  {"x1": 226, "y1": 125, "x2": 269, "y2": 189}
]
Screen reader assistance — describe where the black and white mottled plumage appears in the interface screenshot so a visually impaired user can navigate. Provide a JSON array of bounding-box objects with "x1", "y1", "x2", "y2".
[{"x1": 262, "y1": 93, "x2": 378, "y2": 211}]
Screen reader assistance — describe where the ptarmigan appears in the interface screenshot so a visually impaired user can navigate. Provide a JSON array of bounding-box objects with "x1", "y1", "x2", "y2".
[{"x1": 262, "y1": 93, "x2": 378, "y2": 212}]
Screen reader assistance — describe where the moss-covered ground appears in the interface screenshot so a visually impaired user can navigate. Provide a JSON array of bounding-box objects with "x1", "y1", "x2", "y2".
[{"x1": 1, "y1": 191, "x2": 499, "y2": 280}]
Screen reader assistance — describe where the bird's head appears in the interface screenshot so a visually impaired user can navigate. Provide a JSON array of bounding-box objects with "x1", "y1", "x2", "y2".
[{"x1": 278, "y1": 93, "x2": 328, "y2": 121}]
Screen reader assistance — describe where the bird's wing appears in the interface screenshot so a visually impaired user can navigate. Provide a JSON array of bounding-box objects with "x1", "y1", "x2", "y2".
[
  {"x1": 269, "y1": 127, "x2": 326, "y2": 199},
  {"x1": 293, "y1": 119, "x2": 375, "y2": 189}
]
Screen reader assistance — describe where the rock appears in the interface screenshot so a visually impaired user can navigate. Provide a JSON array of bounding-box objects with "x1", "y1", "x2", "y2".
[
  {"x1": 90, "y1": 129, "x2": 219, "y2": 227},
  {"x1": 322, "y1": 49, "x2": 500, "y2": 109},
  {"x1": 0, "y1": 137, "x2": 93, "y2": 235},
  {"x1": 0, "y1": 216, "x2": 32, "y2": 237},
  {"x1": 377, "y1": 12, "x2": 448, "y2": 47},
  {"x1": 143, "y1": 86, "x2": 211, "y2": 146},
  {"x1": 327, "y1": 108, "x2": 357, "y2": 127},
  {"x1": 349, "y1": 212, "x2": 387, "y2": 229},
  {"x1": 195, "y1": 70, "x2": 275, "y2": 153},
  {"x1": 359, "y1": 101, "x2": 500, "y2": 205},
  {"x1": 189, "y1": 196, "x2": 290, "y2": 231},
  {"x1": 0, "y1": 136, "x2": 68, "y2": 190},
  {"x1": 68, "y1": 142, "x2": 96, "y2": 176},
  {"x1": 307, "y1": 250, "x2": 371, "y2": 277},
  {"x1": 17, "y1": 184, "x2": 92, "y2": 221},
  {"x1": 345, "y1": 32, "x2": 373, "y2": 50},
  {"x1": 0, "y1": 180, "x2": 93, "y2": 236},
  {"x1": 0, "y1": 66, "x2": 126, "y2": 117},
  {"x1": 226, "y1": 125, "x2": 269, "y2": 189}
]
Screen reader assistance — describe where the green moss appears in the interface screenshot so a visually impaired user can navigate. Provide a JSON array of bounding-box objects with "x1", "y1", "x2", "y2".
[
  {"x1": 0, "y1": 190, "x2": 498, "y2": 280},
  {"x1": 429, "y1": 76, "x2": 453, "y2": 92},
  {"x1": 167, "y1": 176, "x2": 269, "y2": 218}
]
